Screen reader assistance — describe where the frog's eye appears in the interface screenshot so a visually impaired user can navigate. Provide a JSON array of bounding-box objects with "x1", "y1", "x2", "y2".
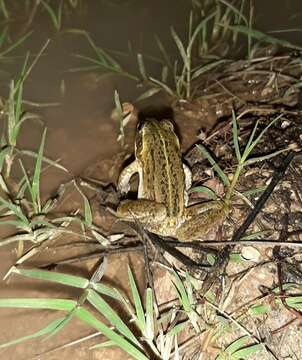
[{"x1": 161, "y1": 119, "x2": 175, "y2": 132}]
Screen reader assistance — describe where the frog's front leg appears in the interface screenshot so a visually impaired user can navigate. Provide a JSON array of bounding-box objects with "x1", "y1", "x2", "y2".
[
  {"x1": 117, "y1": 160, "x2": 141, "y2": 194},
  {"x1": 117, "y1": 199, "x2": 167, "y2": 224},
  {"x1": 176, "y1": 201, "x2": 228, "y2": 241}
]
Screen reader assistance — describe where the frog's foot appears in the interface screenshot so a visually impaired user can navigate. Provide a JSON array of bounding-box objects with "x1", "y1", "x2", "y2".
[{"x1": 175, "y1": 200, "x2": 227, "y2": 241}]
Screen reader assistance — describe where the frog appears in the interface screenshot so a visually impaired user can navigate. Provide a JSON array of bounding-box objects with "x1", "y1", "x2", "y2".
[{"x1": 116, "y1": 118, "x2": 227, "y2": 241}]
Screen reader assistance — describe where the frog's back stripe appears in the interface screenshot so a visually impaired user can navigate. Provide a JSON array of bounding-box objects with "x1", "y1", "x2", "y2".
[{"x1": 152, "y1": 120, "x2": 184, "y2": 217}]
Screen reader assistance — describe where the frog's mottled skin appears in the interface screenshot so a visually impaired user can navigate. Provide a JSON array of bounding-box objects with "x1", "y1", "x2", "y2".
[{"x1": 117, "y1": 119, "x2": 226, "y2": 240}]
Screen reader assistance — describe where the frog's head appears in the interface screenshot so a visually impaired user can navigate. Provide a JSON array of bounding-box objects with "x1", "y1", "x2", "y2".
[{"x1": 135, "y1": 118, "x2": 180, "y2": 158}]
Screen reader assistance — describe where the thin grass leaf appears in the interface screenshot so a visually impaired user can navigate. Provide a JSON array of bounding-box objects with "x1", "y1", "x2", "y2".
[
  {"x1": 136, "y1": 87, "x2": 161, "y2": 102},
  {"x1": 93, "y1": 283, "x2": 123, "y2": 300},
  {"x1": 232, "y1": 110, "x2": 241, "y2": 161},
  {"x1": 167, "y1": 320, "x2": 189, "y2": 336},
  {"x1": 171, "y1": 27, "x2": 189, "y2": 70},
  {"x1": 0, "y1": 197, "x2": 29, "y2": 226},
  {"x1": 224, "y1": 335, "x2": 250, "y2": 355},
  {"x1": 83, "y1": 195, "x2": 92, "y2": 226},
  {"x1": 0, "y1": 26, "x2": 7, "y2": 48},
  {"x1": 41, "y1": 0, "x2": 62, "y2": 31},
  {"x1": 0, "y1": 219, "x2": 29, "y2": 229},
  {"x1": 161, "y1": 65, "x2": 168, "y2": 82},
  {"x1": 285, "y1": 296, "x2": 302, "y2": 309},
  {"x1": 0, "y1": 317, "x2": 67, "y2": 349},
  {"x1": 244, "y1": 148, "x2": 289, "y2": 166},
  {"x1": 188, "y1": 11, "x2": 217, "y2": 53},
  {"x1": 0, "y1": 31, "x2": 32, "y2": 58},
  {"x1": 0, "y1": 146, "x2": 12, "y2": 170},
  {"x1": 12, "y1": 267, "x2": 89, "y2": 288},
  {"x1": 155, "y1": 35, "x2": 172, "y2": 69},
  {"x1": 241, "y1": 230, "x2": 271, "y2": 240},
  {"x1": 20, "y1": 149, "x2": 68, "y2": 172},
  {"x1": 90, "y1": 340, "x2": 115, "y2": 349},
  {"x1": 31, "y1": 128, "x2": 47, "y2": 212},
  {"x1": 242, "y1": 186, "x2": 266, "y2": 196},
  {"x1": 232, "y1": 343, "x2": 263, "y2": 359},
  {"x1": 137, "y1": 53, "x2": 148, "y2": 81},
  {"x1": 87, "y1": 289, "x2": 140, "y2": 346},
  {"x1": 172, "y1": 270, "x2": 191, "y2": 313},
  {"x1": 246, "y1": 115, "x2": 283, "y2": 159},
  {"x1": 0, "y1": 0, "x2": 8, "y2": 19},
  {"x1": 192, "y1": 59, "x2": 227, "y2": 79},
  {"x1": 188, "y1": 186, "x2": 218, "y2": 200},
  {"x1": 242, "y1": 120, "x2": 259, "y2": 159},
  {"x1": 76, "y1": 307, "x2": 148, "y2": 360},
  {"x1": 45, "y1": 311, "x2": 74, "y2": 339},
  {"x1": 145, "y1": 288, "x2": 154, "y2": 340},
  {"x1": 218, "y1": 0, "x2": 248, "y2": 26},
  {"x1": 149, "y1": 77, "x2": 175, "y2": 96},
  {"x1": 249, "y1": 304, "x2": 270, "y2": 316},
  {"x1": 0, "y1": 298, "x2": 76, "y2": 311},
  {"x1": 228, "y1": 25, "x2": 302, "y2": 50},
  {"x1": 128, "y1": 266, "x2": 145, "y2": 332},
  {"x1": 29, "y1": 218, "x2": 55, "y2": 228},
  {"x1": 196, "y1": 145, "x2": 230, "y2": 187},
  {"x1": 19, "y1": 158, "x2": 35, "y2": 202}
]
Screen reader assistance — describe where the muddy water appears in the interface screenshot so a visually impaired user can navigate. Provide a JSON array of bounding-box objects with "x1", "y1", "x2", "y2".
[{"x1": 1, "y1": 1, "x2": 302, "y2": 359}]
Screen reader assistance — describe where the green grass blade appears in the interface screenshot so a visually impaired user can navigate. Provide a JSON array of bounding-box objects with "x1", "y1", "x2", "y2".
[
  {"x1": 225, "y1": 335, "x2": 249, "y2": 354},
  {"x1": 196, "y1": 145, "x2": 230, "y2": 187},
  {"x1": 0, "y1": 146, "x2": 12, "y2": 171},
  {"x1": 149, "y1": 77, "x2": 175, "y2": 96},
  {"x1": 0, "y1": 197, "x2": 29, "y2": 226},
  {"x1": 192, "y1": 59, "x2": 227, "y2": 79},
  {"x1": 76, "y1": 188, "x2": 92, "y2": 226},
  {"x1": 31, "y1": 128, "x2": 47, "y2": 212},
  {"x1": 244, "y1": 148, "x2": 289, "y2": 166},
  {"x1": 241, "y1": 120, "x2": 259, "y2": 160},
  {"x1": 45, "y1": 312, "x2": 74, "y2": 339},
  {"x1": 93, "y1": 283, "x2": 124, "y2": 300},
  {"x1": 172, "y1": 270, "x2": 191, "y2": 313},
  {"x1": 0, "y1": 31, "x2": 32, "y2": 58},
  {"x1": 171, "y1": 27, "x2": 189, "y2": 70},
  {"x1": 0, "y1": 298, "x2": 76, "y2": 311},
  {"x1": 232, "y1": 110, "x2": 241, "y2": 162},
  {"x1": 246, "y1": 115, "x2": 283, "y2": 157},
  {"x1": 155, "y1": 35, "x2": 172, "y2": 69},
  {"x1": 167, "y1": 320, "x2": 189, "y2": 336},
  {"x1": 232, "y1": 344, "x2": 263, "y2": 359},
  {"x1": 218, "y1": 0, "x2": 248, "y2": 26},
  {"x1": 41, "y1": 0, "x2": 60, "y2": 30},
  {"x1": 228, "y1": 25, "x2": 302, "y2": 50},
  {"x1": 0, "y1": 220, "x2": 28, "y2": 229},
  {"x1": 136, "y1": 87, "x2": 161, "y2": 102},
  {"x1": 188, "y1": 11, "x2": 217, "y2": 53},
  {"x1": 19, "y1": 149, "x2": 68, "y2": 172},
  {"x1": 137, "y1": 53, "x2": 148, "y2": 81},
  {"x1": 11, "y1": 267, "x2": 89, "y2": 288},
  {"x1": 145, "y1": 288, "x2": 154, "y2": 340},
  {"x1": 87, "y1": 289, "x2": 140, "y2": 346},
  {"x1": 76, "y1": 307, "x2": 148, "y2": 360},
  {"x1": 128, "y1": 266, "x2": 146, "y2": 332},
  {"x1": 0, "y1": 318, "x2": 67, "y2": 349},
  {"x1": 189, "y1": 186, "x2": 218, "y2": 200},
  {"x1": 19, "y1": 159, "x2": 35, "y2": 205}
]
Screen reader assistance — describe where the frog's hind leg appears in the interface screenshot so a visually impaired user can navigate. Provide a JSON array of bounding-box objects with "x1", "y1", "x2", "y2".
[
  {"x1": 176, "y1": 201, "x2": 227, "y2": 241},
  {"x1": 117, "y1": 199, "x2": 167, "y2": 223}
]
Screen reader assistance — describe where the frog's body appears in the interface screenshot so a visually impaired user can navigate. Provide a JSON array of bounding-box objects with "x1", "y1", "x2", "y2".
[{"x1": 117, "y1": 119, "x2": 226, "y2": 240}]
